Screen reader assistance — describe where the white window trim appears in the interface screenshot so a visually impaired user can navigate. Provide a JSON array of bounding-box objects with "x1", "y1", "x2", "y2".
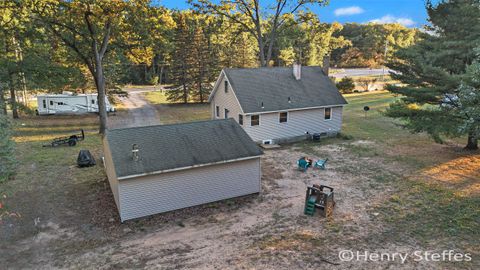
[
  {"x1": 324, "y1": 107, "x2": 332, "y2": 121},
  {"x1": 250, "y1": 114, "x2": 260, "y2": 127},
  {"x1": 279, "y1": 111, "x2": 288, "y2": 123}
]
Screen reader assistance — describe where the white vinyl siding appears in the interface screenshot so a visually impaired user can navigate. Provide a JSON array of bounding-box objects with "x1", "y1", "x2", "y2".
[
  {"x1": 103, "y1": 138, "x2": 120, "y2": 209},
  {"x1": 117, "y1": 158, "x2": 261, "y2": 221},
  {"x1": 243, "y1": 106, "x2": 344, "y2": 142},
  {"x1": 210, "y1": 74, "x2": 243, "y2": 124}
]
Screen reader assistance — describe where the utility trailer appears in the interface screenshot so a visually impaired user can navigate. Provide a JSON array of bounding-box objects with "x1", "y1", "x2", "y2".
[
  {"x1": 36, "y1": 92, "x2": 115, "y2": 115},
  {"x1": 43, "y1": 129, "x2": 85, "y2": 147}
]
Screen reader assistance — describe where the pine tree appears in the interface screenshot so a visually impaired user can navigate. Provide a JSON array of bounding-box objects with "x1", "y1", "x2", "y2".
[
  {"x1": 386, "y1": 0, "x2": 480, "y2": 150},
  {"x1": 190, "y1": 26, "x2": 211, "y2": 103},
  {"x1": 167, "y1": 14, "x2": 194, "y2": 103}
]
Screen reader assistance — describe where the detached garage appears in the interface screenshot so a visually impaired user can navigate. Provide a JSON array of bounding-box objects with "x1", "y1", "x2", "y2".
[{"x1": 103, "y1": 119, "x2": 263, "y2": 222}]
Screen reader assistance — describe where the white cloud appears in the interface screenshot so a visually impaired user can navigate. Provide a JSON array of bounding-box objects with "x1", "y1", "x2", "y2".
[
  {"x1": 369, "y1": 15, "x2": 415, "y2": 27},
  {"x1": 334, "y1": 6, "x2": 364, "y2": 16}
]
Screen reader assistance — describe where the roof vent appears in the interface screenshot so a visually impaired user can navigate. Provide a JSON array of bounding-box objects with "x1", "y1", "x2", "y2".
[
  {"x1": 288, "y1": 97, "x2": 292, "y2": 104},
  {"x1": 261, "y1": 101, "x2": 264, "y2": 109},
  {"x1": 293, "y1": 63, "x2": 301, "y2": 80},
  {"x1": 132, "y1": 144, "x2": 139, "y2": 161}
]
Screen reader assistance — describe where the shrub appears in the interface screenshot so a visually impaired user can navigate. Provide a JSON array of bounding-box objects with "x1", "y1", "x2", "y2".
[
  {"x1": 336, "y1": 77, "x2": 355, "y2": 94},
  {"x1": 0, "y1": 105, "x2": 16, "y2": 182}
]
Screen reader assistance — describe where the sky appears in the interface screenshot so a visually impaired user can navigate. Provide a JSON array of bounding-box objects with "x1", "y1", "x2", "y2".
[{"x1": 160, "y1": 0, "x2": 437, "y2": 28}]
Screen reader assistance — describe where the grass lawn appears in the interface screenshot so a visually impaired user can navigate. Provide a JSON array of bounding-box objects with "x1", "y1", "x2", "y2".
[
  {"x1": 143, "y1": 91, "x2": 210, "y2": 124},
  {"x1": 1, "y1": 90, "x2": 478, "y2": 268}
]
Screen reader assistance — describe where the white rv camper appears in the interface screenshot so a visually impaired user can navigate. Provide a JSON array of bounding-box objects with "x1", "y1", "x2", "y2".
[{"x1": 36, "y1": 92, "x2": 115, "y2": 115}]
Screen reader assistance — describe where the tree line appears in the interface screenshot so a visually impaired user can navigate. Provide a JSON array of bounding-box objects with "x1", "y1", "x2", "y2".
[
  {"x1": 0, "y1": 1, "x2": 418, "y2": 115},
  {"x1": 1, "y1": 0, "x2": 477, "y2": 151}
]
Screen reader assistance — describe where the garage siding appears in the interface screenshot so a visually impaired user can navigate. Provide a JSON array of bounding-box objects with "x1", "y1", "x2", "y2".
[
  {"x1": 243, "y1": 106, "x2": 344, "y2": 142},
  {"x1": 103, "y1": 138, "x2": 120, "y2": 208},
  {"x1": 117, "y1": 158, "x2": 261, "y2": 221}
]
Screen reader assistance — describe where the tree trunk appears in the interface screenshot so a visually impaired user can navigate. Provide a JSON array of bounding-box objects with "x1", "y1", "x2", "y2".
[
  {"x1": 256, "y1": 36, "x2": 266, "y2": 67},
  {"x1": 0, "y1": 87, "x2": 7, "y2": 115},
  {"x1": 9, "y1": 74, "x2": 19, "y2": 119},
  {"x1": 182, "y1": 84, "x2": 188, "y2": 104},
  {"x1": 93, "y1": 60, "x2": 107, "y2": 135},
  {"x1": 159, "y1": 65, "x2": 164, "y2": 85},
  {"x1": 199, "y1": 82, "x2": 203, "y2": 103},
  {"x1": 13, "y1": 35, "x2": 28, "y2": 105},
  {"x1": 466, "y1": 133, "x2": 478, "y2": 150}
]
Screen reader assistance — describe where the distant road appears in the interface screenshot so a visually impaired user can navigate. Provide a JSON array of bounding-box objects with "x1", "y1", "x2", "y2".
[{"x1": 331, "y1": 68, "x2": 395, "y2": 78}]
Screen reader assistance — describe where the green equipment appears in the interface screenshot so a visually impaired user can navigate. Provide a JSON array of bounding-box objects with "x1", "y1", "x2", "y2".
[
  {"x1": 304, "y1": 184, "x2": 335, "y2": 217},
  {"x1": 297, "y1": 157, "x2": 310, "y2": 172},
  {"x1": 314, "y1": 158, "x2": 328, "y2": 170}
]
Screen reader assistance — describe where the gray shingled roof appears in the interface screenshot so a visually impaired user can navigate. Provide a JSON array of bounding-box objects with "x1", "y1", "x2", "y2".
[
  {"x1": 223, "y1": 66, "x2": 347, "y2": 113},
  {"x1": 106, "y1": 119, "x2": 263, "y2": 178}
]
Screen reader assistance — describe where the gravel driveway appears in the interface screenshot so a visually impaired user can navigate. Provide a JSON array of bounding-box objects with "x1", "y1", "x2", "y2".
[{"x1": 108, "y1": 86, "x2": 161, "y2": 129}]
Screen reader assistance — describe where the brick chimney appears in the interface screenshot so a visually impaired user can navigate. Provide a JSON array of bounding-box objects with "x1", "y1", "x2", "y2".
[
  {"x1": 293, "y1": 63, "x2": 301, "y2": 80},
  {"x1": 322, "y1": 55, "x2": 330, "y2": 76}
]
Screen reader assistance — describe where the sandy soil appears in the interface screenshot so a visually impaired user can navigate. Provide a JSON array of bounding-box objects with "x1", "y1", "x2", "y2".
[{"x1": 2, "y1": 140, "x2": 449, "y2": 269}]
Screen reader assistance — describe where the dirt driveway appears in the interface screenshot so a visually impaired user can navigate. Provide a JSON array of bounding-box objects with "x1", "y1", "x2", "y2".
[{"x1": 108, "y1": 86, "x2": 161, "y2": 129}]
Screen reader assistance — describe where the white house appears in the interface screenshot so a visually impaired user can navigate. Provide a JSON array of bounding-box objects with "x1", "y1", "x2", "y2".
[
  {"x1": 37, "y1": 93, "x2": 115, "y2": 115},
  {"x1": 208, "y1": 64, "x2": 348, "y2": 143},
  {"x1": 103, "y1": 119, "x2": 263, "y2": 222}
]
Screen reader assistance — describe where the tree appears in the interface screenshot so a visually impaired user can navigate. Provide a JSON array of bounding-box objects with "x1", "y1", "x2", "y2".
[
  {"x1": 444, "y1": 59, "x2": 480, "y2": 149},
  {"x1": 31, "y1": 0, "x2": 130, "y2": 134},
  {"x1": 191, "y1": 26, "x2": 210, "y2": 103},
  {"x1": 0, "y1": 90, "x2": 15, "y2": 182},
  {"x1": 191, "y1": 0, "x2": 328, "y2": 67},
  {"x1": 0, "y1": 1, "x2": 28, "y2": 119},
  {"x1": 166, "y1": 13, "x2": 194, "y2": 103},
  {"x1": 386, "y1": 0, "x2": 480, "y2": 150},
  {"x1": 332, "y1": 23, "x2": 418, "y2": 68},
  {"x1": 274, "y1": 12, "x2": 350, "y2": 66},
  {"x1": 357, "y1": 77, "x2": 378, "y2": 92},
  {"x1": 336, "y1": 77, "x2": 355, "y2": 94}
]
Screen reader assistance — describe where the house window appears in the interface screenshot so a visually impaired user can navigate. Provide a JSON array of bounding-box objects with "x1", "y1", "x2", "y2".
[
  {"x1": 92, "y1": 99, "x2": 95, "y2": 104},
  {"x1": 58, "y1": 102, "x2": 64, "y2": 105},
  {"x1": 42, "y1": 100, "x2": 46, "y2": 108},
  {"x1": 224, "y1": 108, "x2": 229, "y2": 119},
  {"x1": 324, "y1": 108, "x2": 332, "y2": 120},
  {"x1": 50, "y1": 100, "x2": 53, "y2": 106},
  {"x1": 251, "y1": 115, "x2": 259, "y2": 126},
  {"x1": 224, "y1": 80, "x2": 229, "y2": 93},
  {"x1": 279, "y1": 112, "x2": 288, "y2": 123},
  {"x1": 216, "y1": 106, "x2": 220, "y2": 117},
  {"x1": 238, "y1": 114, "x2": 243, "y2": 125}
]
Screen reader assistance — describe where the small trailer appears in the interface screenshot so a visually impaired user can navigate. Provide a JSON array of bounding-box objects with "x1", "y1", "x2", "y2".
[
  {"x1": 36, "y1": 92, "x2": 115, "y2": 115},
  {"x1": 43, "y1": 129, "x2": 85, "y2": 147}
]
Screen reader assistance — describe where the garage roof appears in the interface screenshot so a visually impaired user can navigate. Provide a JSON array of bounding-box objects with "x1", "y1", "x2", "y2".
[
  {"x1": 105, "y1": 119, "x2": 263, "y2": 179},
  {"x1": 220, "y1": 66, "x2": 347, "y2": 113}
]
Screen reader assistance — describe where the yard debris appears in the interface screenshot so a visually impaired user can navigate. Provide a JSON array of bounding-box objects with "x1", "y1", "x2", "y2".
[{"x1": 77, "y1": 150, "x2": 96, "y2": 167}]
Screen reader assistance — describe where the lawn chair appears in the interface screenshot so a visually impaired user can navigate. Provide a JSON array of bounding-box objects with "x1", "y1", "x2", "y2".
[
  {"x1": 314, "y1": 158, "x2": 328, "y2": 170},
  {"x1": 297, "y1": 157, "x2": 310, "y2": 172}
]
